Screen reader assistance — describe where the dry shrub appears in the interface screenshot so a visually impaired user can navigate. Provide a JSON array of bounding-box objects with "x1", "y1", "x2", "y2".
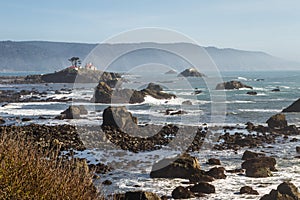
[{"x1": 0, "y1": 134, "x2": 102, "y2": 200}]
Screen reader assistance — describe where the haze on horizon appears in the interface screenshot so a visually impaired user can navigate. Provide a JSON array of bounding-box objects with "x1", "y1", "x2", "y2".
[{"x1": 0, "y1": 0, "x2": 299, "y2": 62}]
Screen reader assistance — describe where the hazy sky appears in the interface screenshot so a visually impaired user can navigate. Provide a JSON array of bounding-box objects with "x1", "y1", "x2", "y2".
[{"x1": 1, "y1": 0, "x2": 299, "y2": 62}]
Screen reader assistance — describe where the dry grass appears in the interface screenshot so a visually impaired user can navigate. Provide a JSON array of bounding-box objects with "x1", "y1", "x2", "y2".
[{"x1": 0, "y1": 134, "x2": 102, "y2": 200}]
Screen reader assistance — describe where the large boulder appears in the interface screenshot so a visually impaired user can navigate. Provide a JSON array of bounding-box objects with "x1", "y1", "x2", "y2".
[
  {"x1": 92, "y1": 81, "x2": 113, "y2": 103},
  {"x1": 206, "y1": 167, "x2": 226, "y2": 179},
  {"x1": 242, "y1": 157, "x2": 276, "y2": 178},
  {"x1": 283, "y1": 98, "x2": 300, "y2": 112},
  {"x1": 150, "y1": 153, "x2": 202, "y2": 179},
  {"x1": 260, "y1": 182, "x2": 300, "y2": 200},
  {"x1": 266, "y1": 113, "x2": 288, "y2": 129},
  {"x1": 178, "y1": 68, "x2": 205, "y2": 77},
  {"x1": 58, "y1": 105, "x2": 88, "y2": 119},
  {"x1": 216, "y1": 81, "x2": 253, "y2": 90},
  {"x1": 102, "y1": 106, "x2": 138, "y2": 130}
]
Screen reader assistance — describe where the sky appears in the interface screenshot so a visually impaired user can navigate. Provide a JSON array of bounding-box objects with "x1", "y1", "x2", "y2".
[{"x1": 0, "y1": 0, "x2": 300, "y2": 62}]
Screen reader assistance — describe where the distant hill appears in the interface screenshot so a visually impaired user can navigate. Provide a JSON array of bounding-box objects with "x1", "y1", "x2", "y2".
[{"x1": 0, "y1": 41, "x2": 298, "y2": 72}]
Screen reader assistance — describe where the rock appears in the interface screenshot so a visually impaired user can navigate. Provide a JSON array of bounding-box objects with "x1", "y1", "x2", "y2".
[
  {"x1": 0, "y1": 117, "x2": 5, "y2": 124},
  {"x1": 296, "y1": 146, "x2": 300, "y2": 153},
  {"x1": 247, "y1": 91, "x2": 257, "y2": 95},
  {"x1": 216, "y1": 81, "x2": 253, "y2": 90},
  {"x1": 102, "y1": 180, "x2": 112, "y2": 185},
  {"x1": 266, "y1": 113, "x2": 288, "y2": 129},
  {"x1": 21, "y1": 117, "x2": 32, "y2": 122},
  {"x1": 88, "y1": 163, "x2": 112, "y2": 174},
  {"x1": 206, "y1": 167, "x2": 226, "y2": 179},
  {"x1": 283, "y1": 98, "x2": 300, "y2": 112},
  {"x1": 242, "y1": 150, "x2": 266, "y2": 160},
  {"x1": 141, "y1": 83, "x2": 176, "y2": 100},
  {"x1": 182, "y1": 100, "x2": 193, "y2": 105},
  {"x1": 92, "y1": 81, "x2": 114, "y2": 103},
  {"x1": 277, "y1": 182, "x2": 300, "y2": 199},
  {"x1": 165, "y1": 109, "x2": 187, "y2": 115},
  {"x1": 207, "y1": 158, "x2": 221, "y2": 165},
  {"x1": 41, "y1": 68, "x2": 121, "y2": 84},
  {"x1": 190, "y1": 182, "x2": 215, "y2": 194},
  {"x1": 150, "y1": 153, "x2": 202, "y2": 179},
  {"x1": 242, "y1": 157, "x2": 277, "y2": 178},
  {"x1": 60, "y1": 105, "x2": 88, "y2": 119},
  {"x1": 124, "y1": 191, "x2": 161, "y2": 200},
  {"x1": 102, "y1": 106, "x2": 138, "y2": 130},
  {"x1": 260, "y1": 182, "x2": 300, "y2": 200},
  {"x1": 189, "y1": 174, "x2": 215, "y2": 183},
  {"x1": 92, "y1": 82, "x2": 175, "y2": 104},
  {"x1": 165, "y1": 69, "x2": 177, "y2": 75},
  {"x1": 240, "y1": 186, "x2": 259, "y2": 195},
  {"x1": 172, "y1": 186, "x2": 194, "y2": 199},
  {"x1": 271, "y1": 88, "x2": 280, "y2": 92},
  {"x1": 178, "y1": 68, "x2": 205, "y2": 77}
]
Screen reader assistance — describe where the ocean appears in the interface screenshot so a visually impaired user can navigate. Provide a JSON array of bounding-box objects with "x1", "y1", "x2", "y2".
[{"x1": 0, "y1": 70, "x2": 299, "y2": 199}]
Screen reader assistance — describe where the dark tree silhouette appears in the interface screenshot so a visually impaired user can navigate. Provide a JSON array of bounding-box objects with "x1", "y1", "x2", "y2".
[{"x1": 68, "y1": 57, "x2": 80, "y2": 67}]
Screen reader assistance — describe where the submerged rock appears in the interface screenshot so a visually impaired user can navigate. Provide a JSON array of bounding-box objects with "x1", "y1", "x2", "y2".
[
  {"x1": 247, "y1": 91, "x2": 257, "y2": 95},
  {"x1": 282, "y1": 98, "x2": 300, "y2": 112},
  {"x1": 216, "y1": 81, "x2": 253, "y2": 90}
]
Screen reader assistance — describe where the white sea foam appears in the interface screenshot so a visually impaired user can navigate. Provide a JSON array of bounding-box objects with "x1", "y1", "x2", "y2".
[{"x1": 239, "y1": 109, "x2": 282, "y2": 113}]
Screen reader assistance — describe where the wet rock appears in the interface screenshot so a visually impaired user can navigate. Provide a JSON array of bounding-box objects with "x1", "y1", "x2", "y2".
[
  {"x1": 150, "y1": 153, "x2": 202, "y2": 179},
  {"x1": 260, "y1": 182, "x2": 300, "y2": 200},
  {"x1": 240, "y1": 186, "x2": 259, "y2": 195},
  {"x1": 124, "y1": 191, "x2": 161, "y2": 200},
  {"x1": 92, "y1": 82, "x2": 175, "y2": 104},
  {"x1": 21, "y1": 117, "x2": 32, "y2": 122},
  {"x1": 88, "y1": 162, "x2": 112, "y2": 174},
  {"x1": 102, "y1": 180, "x2": 112, "y2": 185},
  {"x1": 207, "y1": 158, "x2": 221, "y2": 165},
  {"x1": 206, "y1": 167, "x2": 226, "y2": 179},
  {"x1": 247, "y1": 91, "x2": 257, "y2": 95},
  {"x1": 242, "y1": 150, "x2": 266, "y2": 160},
  {"x1": 178, "y1": 68, "x2": 205, "y2": 77},
  {"x1": 189, "y1": 174, "x2": 214, "y2": 183},
  {"x1": 59, "y1": 105, "x2": 88, "y2": 119},
  {"x1": 102, "y1": 106, "x2": 138, "y2": 130},
  {"x1": 0, "y1": 124, "x2": 85, "y2": 151},
  {"x1": 216, "y1": 81, "x2": 253, "y2": 90},
  {"x1": 242, "y1": 157, "x2": 276, "y2": 178},
  {"x1": 0, "y1": 117, "x2": 5, "y2": 124},
  {"x1": 271, "y1": 88, "x2": 280, "y2": 92},
  {"x1": 172, "y1": 186, "x2": 194, "y2": 199},
  {"x1": 266, "y1": 113, "x2": 288, "y2": 129},
  {"x1": 92, "y1": 81, "x2": 114, "y2": 103},
  {"x1": 283, "y1": 98, "x2": 300, "y2": 112},
  {"x1": 296, "y1": 146, "x2": 300, "y2": 153},
  {"x1": 190, "y1": 182, "x2": 215, "y2": 194},
  {"x1": 165, "y1": 109, "x2": 187, "y2": 115}
]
